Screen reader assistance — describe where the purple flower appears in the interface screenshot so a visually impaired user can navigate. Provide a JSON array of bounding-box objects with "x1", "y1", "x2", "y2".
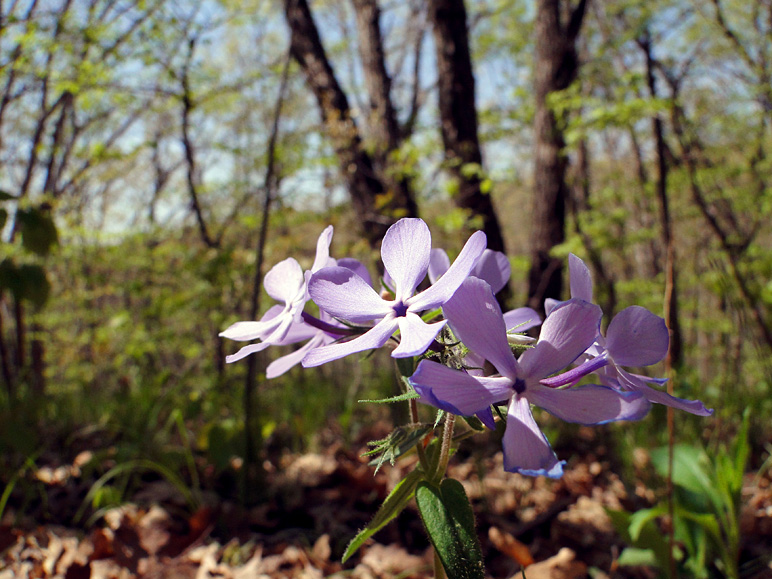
[
  {"x1": 429, "y1": 248, "x2": 511, "y2": 294},
  {"x1": 220, "y1": 225, "x2": 335, "y2": 360},
  {"x1": 555, "y1": 254, "x2": 712, "y2": 416},
  {"x1": 410, "y1": 277, "x2": 649, "y2": 477},
  {"x1": 302, "y1": 218, "x2": 486, "y2": 367}
]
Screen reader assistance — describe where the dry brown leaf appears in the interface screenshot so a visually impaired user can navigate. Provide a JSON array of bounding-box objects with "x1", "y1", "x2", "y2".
[
  {"x1": 511, "y1": 548, "x2": 587, "y2": 579},
  {"x1": 489, "y1": 526, "x2": 534, "y2": 567}
]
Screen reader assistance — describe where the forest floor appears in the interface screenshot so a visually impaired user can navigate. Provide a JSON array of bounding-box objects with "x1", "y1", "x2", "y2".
[{"x1": 2, "y1": 422, "x2": 771, "y2": 579}]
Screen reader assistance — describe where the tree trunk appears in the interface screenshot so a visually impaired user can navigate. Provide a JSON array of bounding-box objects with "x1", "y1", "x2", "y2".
[
  {"x1": 284, "y1": 0, "x2": 417, "y2": 248},
  {"x1": 428, "y1": 0, "x2": 506, "y2": 255},
  {"x1": 351, "y1": 0, "x2": 418, "y2": 220},
  {"x1": 527, "y1": 0, "x2": 588, "y2": 313}
]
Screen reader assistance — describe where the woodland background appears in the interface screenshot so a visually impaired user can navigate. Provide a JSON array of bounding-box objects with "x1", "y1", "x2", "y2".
[{"x1": 1, "y1": 0, "x2": 771, "y2": 577}]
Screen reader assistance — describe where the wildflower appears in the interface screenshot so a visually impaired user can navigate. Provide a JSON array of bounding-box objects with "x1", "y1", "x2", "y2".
[
  {"x1": 302, "y1": 218, "x2": 486, "y2": 367},
  {"x1": 220, "y1": 225, "x2": 335, "y2": 360},
  {"x1": 553, "y1": 254, "x2": 712, "y2": 416},
  {"x1": 410, "y1": 277, "x2": 649, "y2": 477},
  {"x1": 429, "y1": 247, "x2": 510, "y2": 294}
]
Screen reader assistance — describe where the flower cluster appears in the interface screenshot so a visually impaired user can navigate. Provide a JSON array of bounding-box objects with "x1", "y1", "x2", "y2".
[{"x1": 222, "y1": 218, "x2": 712, "y2": 477}]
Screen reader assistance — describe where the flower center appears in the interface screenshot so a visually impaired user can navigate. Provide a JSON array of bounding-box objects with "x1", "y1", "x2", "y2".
[
  {"x1": 392, "y1": 300, "x2": 409, "y2": 317},
  {"x1": 513, "y1": 378, "x2": 526, "y2": 394}
]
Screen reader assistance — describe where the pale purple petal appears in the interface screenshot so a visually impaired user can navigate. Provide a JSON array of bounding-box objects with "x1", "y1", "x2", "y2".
[
  {"x1": 276, "y1": 318, "x2": 320, "y2": 344},
  {"x1": 411, "y1": 360, "x2": 513, "y2": 416},
  {"x1": 503, "y1": 307, "x2": 542, "y2": 332},
  {"x1": 225, "y1": 341, "x2": 271, "y2": 363},
  {"x1": 428, "y1": 248, "x2": 451, "y2": 284},
  {"x1": 502, "y1": 396, "x2": 564, "y2": 477},
  {"x1": 568, "y1": 253, "x2": 593, "y2": 301},
  {"x1": 266, "y1": 333, "x2": 328, "y2": 379},
  {"x1": 519, "y1": 299, "x2": 602, "y2": 379},
  {"x1": 337, "y1": 257, "x2": 372, "y2": 287},
  {"x1": 381, "y1": 218, "x2": 431, "y2": 300},
  {"x1": 544, "y1": 298, "x2": 562, "y2": 316},
  {"x1": 311, "y1": 225, "x2": 334, "y2": 272},
  {"x1": 619, "y1": 369, "x2": 713, "y2": 416},
  {"x1": 301, "y1": 316, "x2": 398, "y2": 367},
  {"x1": 528, "y1": 384, "x2": 651, "y2": 424},
  {"x1": 606, "y1": 306, "x2": 669, "y2": 367},
  {"x1": 264, "y1": 258, "x2": 305, "y2": 303},
  {"x1": 442, "y1": 277, "x2": 518, "y2": 379},
  {"x1": 392, "y1": 313, "x2": 446, "y2": 358},
  {"x1": 308, "y1": 267, "x2": 391, "y2": 323},
  {"x1": 408, "y1": 230, "x2": 487, "y2": 312},
  {"x1": 472, "y1": 249, "x2": 510, "y2": 294},
  {"x1": 219, "y1": 305, "x2": 284, "y2": 341}
]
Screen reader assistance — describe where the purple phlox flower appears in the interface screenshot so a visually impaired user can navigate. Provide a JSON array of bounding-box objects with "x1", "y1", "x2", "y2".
[
  {"x1": 220, "y1": 225, "x2": 335, "y2": 360},
  {"x1": 302, "y1": 218, "x2": 486, "y2": 367},
  {"x1": 555, "y1": 254, "x2": 712, "y2": 416},
  {"x1": 410, "y1": 277, "x2": 649, "y2": 478},
  {"x1": 429, "y1": 247, "x2": 511, "y2": 294}
]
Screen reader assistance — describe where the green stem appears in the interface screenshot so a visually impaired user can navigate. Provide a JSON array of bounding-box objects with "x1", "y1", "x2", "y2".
[{"x1": 434, "y1": 412, "x2": 456, "y2": 483}]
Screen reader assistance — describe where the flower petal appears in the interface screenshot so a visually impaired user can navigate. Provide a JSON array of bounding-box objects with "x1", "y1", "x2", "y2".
[
  {"x1": 618, "y1": 369, "x2": 713, "y2": 416},
  {"x1": 568, "y1": 253, "x2": 593, "y2": 301},
  {"x1": 264, "y1": 258, "x2": 305, "y2": 303},
  {"x1": 225, "y1": 341, "x2": 271, "y2": 363},
  {"x1": 442, "y1": 277, "x2": 518, "y2": 379},
  {"x1": 301, "y1": 316, "x2": 398, "y2": 367},
  {"x1": 519, "y1": 299, "x2": 602, "y2": 379},
  {"x1": 502, "y1": 396, "x2": 564, "y2": 477},
  {"x1": 219, "y1": 304, "x2": 285, "y2": 341},
  {"x1": 337, "y1": 257, "x2": 372, "y2": 287},
  {"x1": 392, "y1": 313, "x2": 446, "y2": 358},
  {"x1": 408, "y1": 230, "x2": 487, "y2": 312},
  {"x1": 308, "y1": 266, "x2": 391, "y2": 323},
  {"x1": 381, "y1": 218, "x2": 431, "y2": 300},
  {"x1": 428, "y1": 248, "x2": 451, "y2": 284},
  {"x1": 311, "y1": 225, "x2": 335, "y2": 272},
  {"x1": 472, "y1": 249, "x2": 511, "y2": 294},
  {"x1": 503, "y1": 307, "x2": 542, "y2": 332},
  {"x1": 266, "y1": 333, "x2": 328, "y2": 379},
  {"x1": 411, "y1": 360, "x2": 513, "y2": 416},
  {"x1": 606, "y1": 306, "x2": 669, "y2": 367},
  {"x1": 528, "y1": 383, "x2": 651, "y2": 424}
]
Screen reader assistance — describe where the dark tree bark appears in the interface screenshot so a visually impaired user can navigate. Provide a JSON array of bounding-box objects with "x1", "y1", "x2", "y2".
[
  {"x1": 427, "y1": 0, "x2": 507, "y2": 255},
  {"x1": 527, "y1": 0, "x2": 588, "y2": 313},
  {"x1": 351, "y1": 0, "x2": 418, "y2": 220},
  {"x1": 284, "y1": 0, "x2": 417, "y2": 248}
]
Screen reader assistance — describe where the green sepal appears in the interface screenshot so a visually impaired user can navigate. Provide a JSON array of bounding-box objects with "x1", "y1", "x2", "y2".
[
  {"x1": 415, "y1": 478, "x2": 485, "y2": 579},
  {"x1": 365, "y1": 424, "x2": 432, "y2": 471},
  {"x1": 342, "y1": 469, "x2": 423, "y2": 563}
]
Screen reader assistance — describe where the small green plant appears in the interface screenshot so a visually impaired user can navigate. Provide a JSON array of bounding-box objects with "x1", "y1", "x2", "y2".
[{"x1": 609, "y1": 409, "x2": 751, "y2": 578}]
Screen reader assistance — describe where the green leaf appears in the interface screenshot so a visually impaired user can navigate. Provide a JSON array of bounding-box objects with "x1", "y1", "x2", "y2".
[
  {"x1": 617, "y1": 547, "x2": 659, "y2": 567},
  {"x1": 415, "y1": 479, "x2": 485, "y2": 579},
  {"x1": 342, "y1": 469, "x2": 423, "y2": 563},
  {"x1": 0, "y1": 189, "x2": 16, "y2": 201},
  {"x1": 0, "y1": 259, "x2": 51, "y2": 308},
  {"x1": 16, "y1": 207, "x2": 58, "y2": 256},
  {"x1": 359, "y1": 390, "x2": 419, "y2": 404}
]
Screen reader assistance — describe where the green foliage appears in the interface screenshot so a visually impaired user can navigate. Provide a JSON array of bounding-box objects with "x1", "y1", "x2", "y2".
[
  {"x1": 415, "y1": 478, "x2": 485, "y2": 579},
  {"x1": 609, "y1": 411, "x2": 751, "y2": 578},
  {"x1": 342, "y1": 469, "x2": 424, "y2": 563}
]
